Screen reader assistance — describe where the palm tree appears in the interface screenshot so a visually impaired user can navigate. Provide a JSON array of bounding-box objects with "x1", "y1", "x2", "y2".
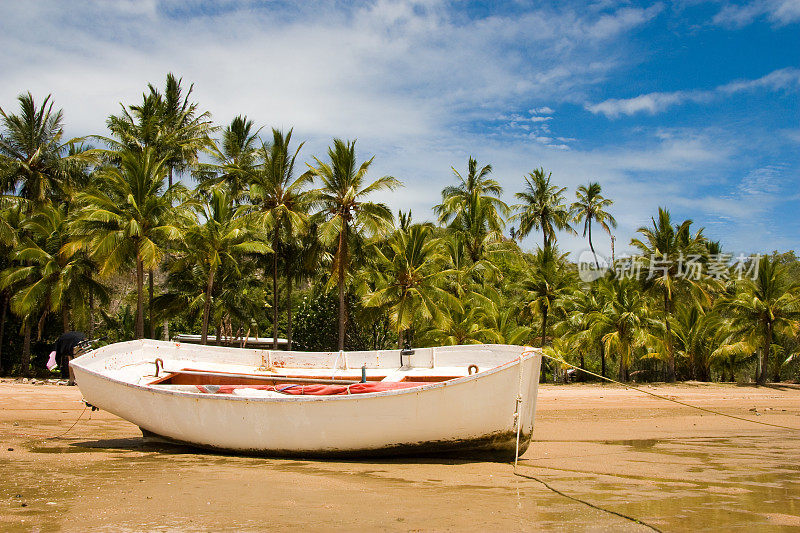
[
  {"x1": 0, "y1": 198, "x2": 23, "y2": 373},
  {"x1": 307, "y1": 139, "x2": 401, "y2": 350},
  {"x1": 249, "y1": 128, "x2": 312, "y2": 349},
  {"x1": 572, "y1": 182, "x2": 617, "y2": 268},
  {"x1": 180, "y1": 186, "x2": 270, "y2": 344},
  {"x1": 520, "y1": 248, "x2": 575, "y2": 381},
  {"x1": 631, "y1": 207, "x2": 709, "y2": 381},
  {"x1": 0, "y1": 203, "x2": 107, "y2": 338},
  {"x1": 590, "y1": 278, "x2": 656, "y2": 381},
  {"x1": 434, "y1": 157, "x2": 509, "y2": 263},
  {"x1": 103, "y1": 75, "x2": 213, "y2": 338},
  {"x1": 422, "y1": 299, "x2": 491, "y2": 346},
  {"x1": 716, "y1": 255, "x2": 800, "y2": 384},
  {"x1": 0, "y1": 92, "x2": 90, "y2": 371},
  {"x1": 363, "y1": 223, "x2": 454, "y2": 347},
  {"x1": 512, "y1": 168, "x2": 574, "y2": 252},
  {"x1": 70, "y1": 148, "x2": 186, "y2": 339},
  {"x1": 196, "y1": 115, "x2": 261, "y2": 199},
  {"x1": 105, "y1": 74, "x2": 213, "y2": 187},
  {"x1": 157, "y1": 73, "x2": 214, "y2": 188},
  {"x1": 475, "y1": 287, "x2": 532, "y2": 345},
  {"x1": 554, "y1": 282, "x2": 608, "y2": 377},
  {"x1": 0, "y1": 92, "x2": 88, "y2": 207}
]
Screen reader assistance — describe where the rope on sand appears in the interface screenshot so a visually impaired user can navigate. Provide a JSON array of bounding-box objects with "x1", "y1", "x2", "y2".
[
  {"x1": 46, "y1": 404, "x2": 88, "y2": 440},
  {"x1": 512, "y1": 468, "x2": 664, "y2": 532},
  {"x1": 537, "y1": 351, "x2": 800, "y2": 432},
  {"x1": 512, "y1": 348, "x2": 798, "y2": 531},
  {"x1": 512, "y1": 350, "x2": 663, "y2": 531}
]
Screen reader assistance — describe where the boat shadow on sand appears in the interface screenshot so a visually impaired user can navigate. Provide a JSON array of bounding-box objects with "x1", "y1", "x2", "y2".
[{"x1": 66, "y1": 436, "x2": 493, "y2": 465}]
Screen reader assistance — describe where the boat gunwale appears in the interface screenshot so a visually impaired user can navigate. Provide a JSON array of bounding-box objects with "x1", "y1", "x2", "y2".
[{"x1": 70, "y1": 342, "x2": 539, "y2": 404}]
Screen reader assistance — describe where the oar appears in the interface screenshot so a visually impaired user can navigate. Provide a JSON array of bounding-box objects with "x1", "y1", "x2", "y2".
[{"x1": 161, "y1": 368, "x2": 359, "y2": 386}]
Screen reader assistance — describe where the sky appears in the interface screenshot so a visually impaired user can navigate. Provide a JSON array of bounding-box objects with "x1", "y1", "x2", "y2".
[{"x1": 0, "y1": 0, "x2": 798, "y2": 259}]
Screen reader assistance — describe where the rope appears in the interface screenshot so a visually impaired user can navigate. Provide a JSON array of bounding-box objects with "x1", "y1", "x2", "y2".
[
  {"x1": 513, "y1": 354, "x2": 524, "y2": 469},
  {"x1": 510, "y1": 347, "x2": 796, "y2": 531},
  {"x1": 531, "y1": 350, "x2": 800, "y2": 432},
  {"x1": 512, "y1": 469, "x2": 663, "y2": 532},
  {"x1": 46, "y1": 404, "x2": 88, "y2": 440}
]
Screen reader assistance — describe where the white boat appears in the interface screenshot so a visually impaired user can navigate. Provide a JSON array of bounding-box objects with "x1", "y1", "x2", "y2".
[{"x1": 71, "y1": 340, "x2": 542, "y2": 459}]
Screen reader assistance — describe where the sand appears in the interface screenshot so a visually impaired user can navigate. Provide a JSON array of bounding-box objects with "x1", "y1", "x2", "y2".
[{"x1": 2, "y1": 380, "x2": 799, "y2": 532}]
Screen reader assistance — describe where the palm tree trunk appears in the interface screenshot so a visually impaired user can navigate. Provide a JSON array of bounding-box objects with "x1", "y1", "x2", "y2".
[
  {"x1": 758, "y1": 321, "x2": 772, "y2": 385},
  {"x1": 0, "y1": 292, "x2": 7, "y2": 374},
  {"x1": 62, "y1": 306, "x2": 69, "y2": 334},
  {"x1": 619, "y1": 345, "x2": 629, "y2": 381},
  {"x1": 398, "y1": 328, "x2": 404, "y2": 350},
  {"x1": 664, "y1": 291, "x2": 675, "y2": 382},
  {"x1": 135, "y1": 257, "x2": 144, "y2": 339},
  {"x1": 22, "y1": 319, "x2": 32, "y2": 377},
  {"x1": 337, "y1": 227, "x2": 347, "y2": 351},
  {"x1": 600, "y1": 343, "x2": 606, "y2": 378},
  {"x1": 286, "y1": 276, "x2": 293, "y2": 351},
  {"x1": 588, "y1": 220, "x2": 599, "y2": 269},
  {"x1": 148, "y1": 269, "x2": 155, "y2": 339},
  {"x1": 168, "y1": 167, "x2": 173, "y2": 189},
  {"x1": 540, "y1": 306, "x2": 548, "y2": 348},
  {"x1": 88, "y1": 281, "x2": 95, "y2": 338},
  {"x1": 200, "y1": 268, "x2": 216, "y2": 345},
  {"x1": 162, "y1": 320, "x2": 169, "y2": 341},
  {"x1": 273, "y1": 236, "x2": 279, "y2": 350}
]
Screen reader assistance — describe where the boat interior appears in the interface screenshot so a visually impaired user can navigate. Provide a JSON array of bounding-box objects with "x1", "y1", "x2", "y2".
[{"x1": 76, "y1": 341, "x2": 527, "y2": 396}]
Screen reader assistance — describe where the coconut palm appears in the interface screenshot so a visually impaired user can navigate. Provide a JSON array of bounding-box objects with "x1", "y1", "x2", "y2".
[
  {"x1": 157, "y1": 73, "x2": 214, "y2": 187},
  {"x1": 307, "y1": 139, "x2": 401, "y2": 350},
  {"x1": 434, "y1": 157, "x2": 510, "y2": 263},
  {"x1": 590, "y1": 278, "x2": 657, "y2": 381},
  {"x1": 475, "y1": 287, "x2": 532, "y2": 345},
  {"x1": 70, "y1": 148, "x2": 186, "y2": 339},
  {"x1": 631, "y1": 207, "x2": 709, "y2": 381},
  {"x1": 422, "y1": 299, "x2": 490, "y2": 346},
  {"x1": 0, "y1": 203, "x2": 107, "y2": 336},
  {"x1": 554, "y1": 282, "x2": 609, "y2": 376},
  {"x1": 249, "y1": 128, "x2": 312, "y2": 349},
  {"x1": 512, "y1": 168, "x2": 574, "y2": 252},
  {"x1": 179, "y1": 186, "x2": 270, "y2": 344},
  {"x1": 715, "y1": 255, "x2": 800, "y2": 384},
  {"x1": 571, "y1": 182, "x2": 617, "y2": 268},
  {"x1": 105, "y1": 74, "x2": 213, "y2": 187},
  {"x1": 0, "y1": 199, "x2": 24, "y2": 373},
  {"x1": 520, "y1": 248, "x2": 574, "y2": 349},
  {"x1": 363, "y1": 223, "x2": 454, "y2": 347},
  {"x1": 0, "y1": 92, "x2": 88, "y2": 207},
  {"x1": 440, "y1": 232, "x2": 501, "y2": 299},
  {"x1": 196, "y1": 115, "x2": 261, "y2": 199}
]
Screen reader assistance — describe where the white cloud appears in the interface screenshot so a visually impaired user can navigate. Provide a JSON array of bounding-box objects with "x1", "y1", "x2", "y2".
[
  {"x1": 0, "y1": 1, "x2": 795, "y2": 255},
  {"x1": 712, "y1": 0, "x2": 800, "y2": 28},
  {"x1": 587, "y1": 67, "x2": 800, "y2": 118}
]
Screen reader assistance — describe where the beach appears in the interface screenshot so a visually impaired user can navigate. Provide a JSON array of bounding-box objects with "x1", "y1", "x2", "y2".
[{"x1": 2, "y1": 381, "x2": 799, "y2": 532}]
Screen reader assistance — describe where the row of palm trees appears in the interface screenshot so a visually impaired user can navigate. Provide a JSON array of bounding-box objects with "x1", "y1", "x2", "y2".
[{"x1": 1, "y1": 75, "x2": 798, "y2": 384}]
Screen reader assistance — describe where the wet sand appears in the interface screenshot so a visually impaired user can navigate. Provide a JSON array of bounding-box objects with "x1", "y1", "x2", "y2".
[{"x1": 2, "y1": 381, "x2": 799, "y2": 532}]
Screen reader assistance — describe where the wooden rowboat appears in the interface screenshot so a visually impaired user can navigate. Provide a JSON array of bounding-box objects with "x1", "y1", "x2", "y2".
[{"x1": 71, "y1": 340, "x2": 542, "y2": 459}]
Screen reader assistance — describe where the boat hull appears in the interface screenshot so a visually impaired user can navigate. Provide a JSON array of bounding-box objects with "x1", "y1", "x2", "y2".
[{"x1": 72, "y1": 341, "x2": 541, "y2": 459}]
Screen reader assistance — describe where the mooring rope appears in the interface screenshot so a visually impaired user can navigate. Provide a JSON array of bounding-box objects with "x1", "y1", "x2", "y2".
[
  {"x1": 46, "y1": 404, "x2": 88, "y2": 440},
  {"x1": 512, "y1": 468, "x2": 664, "y2": 532},
  {"x1": 534, "y1": 351, "x2": 800, "y2": 432},
  {"x1": 511, "y1": 348, "x2": 798, "y2": 531}
]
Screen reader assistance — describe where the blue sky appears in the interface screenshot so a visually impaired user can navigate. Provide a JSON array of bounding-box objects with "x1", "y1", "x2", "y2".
[{"x1": 0, "y1": 0, "x2": 798, "y2": 258}]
